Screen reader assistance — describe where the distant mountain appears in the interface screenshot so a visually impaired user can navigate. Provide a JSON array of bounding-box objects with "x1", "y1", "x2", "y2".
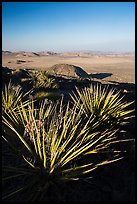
[
  {"x1": 2, "y1": 50, "x2": 12, "y2": 54},
  {"x1": 2, "y1": 51, "x2": 58, "y2": 57},
  {"x1": 2, "y1": 50, "x2": 134, "y2": 57}
]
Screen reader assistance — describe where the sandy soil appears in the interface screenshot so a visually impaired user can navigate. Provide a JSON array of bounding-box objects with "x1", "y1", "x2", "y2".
[{"x1": 2, "y1": 54, "x2": 135, "y2": 83}]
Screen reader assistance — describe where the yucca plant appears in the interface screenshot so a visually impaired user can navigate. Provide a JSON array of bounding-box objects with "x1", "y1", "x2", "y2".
[
  {"x1": 2, "y1": 82, "x2": 32, "y2": 112},
  {"x1": 2, "y1": 83, "x2": 33, "y2": 152},
  {"x1": 2, "y1": 82, "x2": 33, "y2": 128},
  {"x1": 2, "y1": 95, "x2": 129, "y2": 202},
  {"x1": 70, "y1": 83, "x2": 134, "y2": 132}
]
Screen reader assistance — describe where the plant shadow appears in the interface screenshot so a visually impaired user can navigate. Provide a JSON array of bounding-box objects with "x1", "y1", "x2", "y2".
[{"x1": 89, "y1": 72, "x2": 112, "y2": 79}]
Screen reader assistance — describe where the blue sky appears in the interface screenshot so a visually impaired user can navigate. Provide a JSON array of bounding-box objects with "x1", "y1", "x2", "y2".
[{"x1": 2, "y1": 2, "x2": 135, "y2": 53}]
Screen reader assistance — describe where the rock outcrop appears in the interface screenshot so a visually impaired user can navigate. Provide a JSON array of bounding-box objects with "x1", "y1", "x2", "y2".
[{"x1": 48, "y1": 64, "x2": 89, "y2": 78}]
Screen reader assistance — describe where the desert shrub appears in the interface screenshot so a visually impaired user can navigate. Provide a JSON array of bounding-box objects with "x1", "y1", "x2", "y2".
[
  {"x1": 70, "y1": 83, "x2": 134, "y2": 132},
  {"x1": 2, "y1": 95, "x2": 129, "y2": 202},
  {"x1": 26, "y1": 70, "x2": 58, "y2": 89},
  {"x1": 33, "y1": 90, "x2": 62, "y2": 101},
  {"x1": 2, "y1": 67, "x2": 12, "y2": 86}
]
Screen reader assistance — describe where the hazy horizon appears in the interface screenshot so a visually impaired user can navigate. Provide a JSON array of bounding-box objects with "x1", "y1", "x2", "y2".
[
  {"x1": 2, "y1": 49, "x2": 135, "y2": 54},
  {"x1": 2, "y1": 2, "x2": 135, "y2": 53}
]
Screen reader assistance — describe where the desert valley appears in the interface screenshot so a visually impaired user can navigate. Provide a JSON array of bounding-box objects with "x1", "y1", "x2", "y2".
[{"x1": 2, "y1": 51, "x2": 135, "y2": 83}]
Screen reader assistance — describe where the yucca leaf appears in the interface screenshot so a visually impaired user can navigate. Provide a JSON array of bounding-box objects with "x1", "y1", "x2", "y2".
[
  {"x1": 2, "y1": 186, "x2": 25, "y2": 200},
  {"x1": 22, "y1": 155, "x2": 39, "y2": 170},
  {"x1": 2, "y1": 166, "x2": 37, "y2": 174},
  {"x1": 2, "y1": 174, "x2": 25, "y2": 181},
  {"x1": 96, "y1": 156, "x2": 124, "y2": 167},
  {"x1": 42, "y1": 126, "x2": 46, "y2": 169},
  {"x1": 2, "y1": 116, "x2": 36, "y2": 159}
]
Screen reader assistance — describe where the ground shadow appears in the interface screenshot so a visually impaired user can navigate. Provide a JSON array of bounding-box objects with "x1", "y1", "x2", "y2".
[
  {"x1": 105, "y1": 81, "x2": 135, "y2": 102},
  {"x1": 89, "y1": 73, "x2": 112, "y2": 79}
]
